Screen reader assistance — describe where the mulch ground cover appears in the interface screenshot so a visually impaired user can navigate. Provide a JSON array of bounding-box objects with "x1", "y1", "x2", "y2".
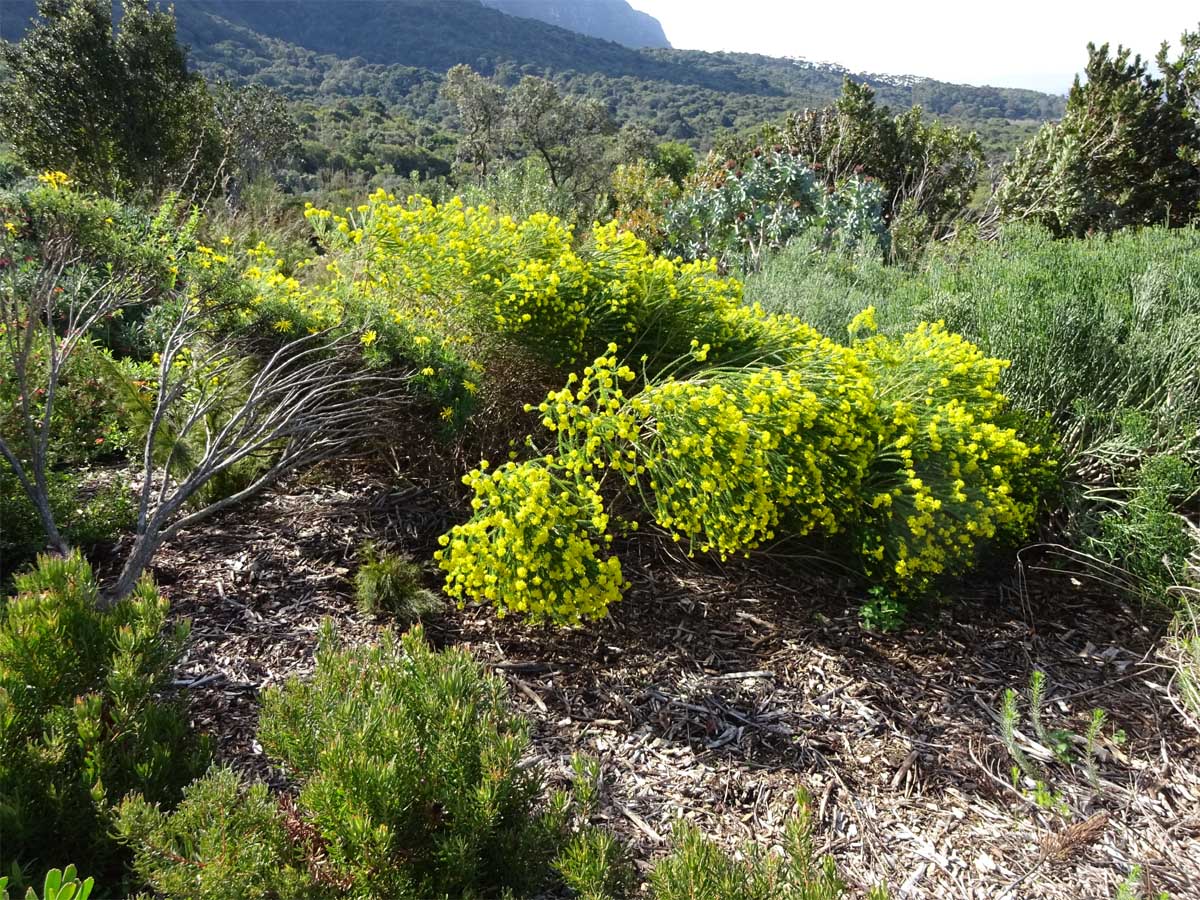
[{"x1": 143, "y1": 463, "x2": 1200, "y2": 899}]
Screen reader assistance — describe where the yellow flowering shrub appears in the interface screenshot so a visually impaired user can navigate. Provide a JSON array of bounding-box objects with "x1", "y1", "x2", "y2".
[
  {"x1": 300, "y1": 192, "x2": 795, "y2": 374},
  {"x1": 851, "y1": 313, "x2": 1050, "y2": 594},
  {"x1": 442, "y1": 312, "x2": 1050, "y2": 620},
  {"x1": 434, "y1": 459, "x2": 626, "y2": 624},
  {"x1": 535, "y1": 341, "x2": 876, "y2": 558}
]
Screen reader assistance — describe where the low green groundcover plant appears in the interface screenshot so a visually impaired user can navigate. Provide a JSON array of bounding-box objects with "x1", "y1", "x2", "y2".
[
  {"x1": 118, "y1": 624, "x2": 566, "y2": 899},
  {"x1": 353, "y1": 541, "x2": 441, "y2": 622},
  {"x1": 0, "y1": 553, "x2": 209, "y2": 891},
  {"x1": 648, "y1": 790, "x2": 888, "y2": 900}
]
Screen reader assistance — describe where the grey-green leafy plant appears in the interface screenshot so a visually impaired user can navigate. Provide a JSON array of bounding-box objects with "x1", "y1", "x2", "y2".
[
  {"x1": 663, "y1": 148, "x2": 888, "y2": 273},
  {"x1": 859, "y1": 586, "x2": 906, "y2": 632}
]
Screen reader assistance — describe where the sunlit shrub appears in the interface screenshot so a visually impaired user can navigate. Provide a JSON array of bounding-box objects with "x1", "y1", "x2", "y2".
[
  {"x1": 850, "y1": 313, "x2": 1049, "y2": 593},
  {"x1": 0, "y1": 553, "x2": 209, "y2": 888},
  {"x1": 255, "y1": 624, "x2": 556, "y2": 898},
  {"x1": 663, "y1": 149, "x2": 888, "y2": 273},
  {"x1": 116, "y1": 768, "x2": 321, "y2": 900},
  {"x1": 439, "y1": 312, "x2": 1049, "y2": 617},
  {"x1": 436, "y1": 458, "x2": 626, "y2": 624}
]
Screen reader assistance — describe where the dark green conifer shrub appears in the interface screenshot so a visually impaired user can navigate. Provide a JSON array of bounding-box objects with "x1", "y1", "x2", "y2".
[
  {"x1": 0, "y1": 552, "x2": 209, "y2": 889},
  {"x1": 116, "y1": 768, "x2": 324, "y2": 900},
  {"x1": 352, "y1": 541, "x2": 441, "y2": 622},
  {"x1": 255, "y1": 623, "x2": 555, "y2": 898}
]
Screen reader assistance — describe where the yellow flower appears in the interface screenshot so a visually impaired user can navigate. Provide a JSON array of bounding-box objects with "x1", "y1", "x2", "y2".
[
  {"x1": 37, "y1": 170, "x2": 71, "y2": 189},
  {"x1": 361, "y1": 329, "x2": 378, "y2": 347}
]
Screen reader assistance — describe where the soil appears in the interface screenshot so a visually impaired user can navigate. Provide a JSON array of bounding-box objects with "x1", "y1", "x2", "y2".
[{"x1": 141, "y1": 463, "x2": 1200, "y2": 900}]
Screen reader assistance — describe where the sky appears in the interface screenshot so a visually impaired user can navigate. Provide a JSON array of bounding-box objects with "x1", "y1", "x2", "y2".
[{"x1": 628, "y1": 0, "x2": 1198, "y2": 94}]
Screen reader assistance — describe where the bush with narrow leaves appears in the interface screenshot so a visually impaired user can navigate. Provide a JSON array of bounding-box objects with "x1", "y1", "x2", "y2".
[{"x1": 0, "y1": 553, "x2": 209, "y2": 889}]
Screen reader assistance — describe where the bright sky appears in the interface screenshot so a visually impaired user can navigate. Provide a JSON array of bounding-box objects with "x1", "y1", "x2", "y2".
[{"x1": 629, "y1": 0, "x2": 1199, "y2": 93}]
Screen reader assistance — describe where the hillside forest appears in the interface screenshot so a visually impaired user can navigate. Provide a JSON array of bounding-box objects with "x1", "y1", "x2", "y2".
[{"x1": 0, "y1": 1, "x2": 1199, "y2": 899}]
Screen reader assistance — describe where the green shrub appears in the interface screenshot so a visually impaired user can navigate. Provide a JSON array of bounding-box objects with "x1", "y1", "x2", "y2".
[
  {"x1": 554, "y1": 829, "x2": 636, "y2": 900},
  {"x1": 0, "y1": 553, "x2": 210, "y2": 888},
  {"x1": 0, "y1": 470, "x2": 134, "y2": 580},
  {"x1": 254, "y1": 623, "x2": 556, "y2": 898},
  {"x1": 1098, "y1": 454, "x2": 1198, "y2": 600},
  {"x1": 1173, "y1": 594, "x2": 1200, "y2": 728},
  {"x1": 649, "y1": 790, "x2": 885, "y2": 900},
  {"x1": 116, "y1": 768, "x2": 323, "y2": 900},
  {"x1": 353, "y1": 541, "x2": 441, "y2": 622}
]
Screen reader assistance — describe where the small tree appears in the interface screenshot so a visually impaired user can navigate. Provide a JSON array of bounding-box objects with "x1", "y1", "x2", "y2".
[
  {"x1": 0, "y1": 203, "x2": 412, "y2": 603},
  {"x1": 996, "y1": 29, "x2": 1200, "y2": 236},
  {"x1": 0, "y1": 0, "x2": 220, "y2": 196},
  {"x1": 781, "y1": 79, "x2": 984, "y2": 236},
  {"x1": 507, "y1": 76, "x2": 615, "y2": 205},
  {"x1": 442, "y1": 64, "x2": 508, "y2": 178}
]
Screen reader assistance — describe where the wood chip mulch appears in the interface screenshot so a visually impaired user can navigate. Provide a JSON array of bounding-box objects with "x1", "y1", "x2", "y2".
[{"x1": 146, "y1": 466, "x2": 1200, "y2": 900}]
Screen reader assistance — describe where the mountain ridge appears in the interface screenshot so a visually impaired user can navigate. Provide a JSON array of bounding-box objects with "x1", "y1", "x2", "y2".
[
  {"x1": 481, "y1": 0, "x2": 671, "y2": 49},
  {"x1": 0, "y1": 1, "x2": 1065, "y2": 153}
]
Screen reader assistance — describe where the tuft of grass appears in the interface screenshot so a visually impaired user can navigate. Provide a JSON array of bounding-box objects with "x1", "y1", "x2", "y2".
[
  {"x1": 649, "y1": 789, "x2": 885, "y2": 900},
  {"x1": 1170, "y1": 589, "x2": 1200, "y2": 732},
  {"x1": 353, "y1": 541, "x2": 441, "y2": 623}
]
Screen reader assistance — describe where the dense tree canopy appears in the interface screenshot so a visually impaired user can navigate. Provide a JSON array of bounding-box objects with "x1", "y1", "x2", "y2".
[
  {"x1": 996, "y1": 31, "x2": 1200, "y2": 236},
  {"x1": 0, "y1": 0, "x2": 220, "y2": 195}
]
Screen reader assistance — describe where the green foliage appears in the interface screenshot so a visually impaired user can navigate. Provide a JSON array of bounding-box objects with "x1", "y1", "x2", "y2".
[
  {"x1": 649, "y1": 790, "x2": 880, "y2": 900},
  {"x1": 0, "y1": 866, "x2": 94, "y2": 900},
  {"x1": 664, "y1": 149, "x2": 888, "y2": 273},
  {"x1": 1113, "y1": 866, "x2": 1170, "y2": 900},
  {"x1": 353, "y1": 541, "x2": 441, "y2": 622},
  {"x1": 443, "y1": 67, "x2": 616, "y2": 223},
  {"x1": 116, "y1": 768, "x2": 325, "y2": 900},
  {"x1": 859, "y1": 586, "x2": 906, "y2": 633},
  {"x1": 777, "y1": 79, "x2": 984, "y2": 241},
  {"x1": 997, "y1": 29, "x2": 1200, "y2": 236},
  {"x1": 0, "y1": 552, "x2": 210, "y2": 888},
  {"x1": 748, "y1": 224, "x2": 1200, "y2": 603},
  {"x1": 254, "y1": 623, "x2": 555, "y2": 898},
  {"x1": 0, "y1": 469, "x2": 133, "y2": 578},
  {"x1": 997, "y1": 671, "x2": 1128, "y2": 813},
  {"x1": 1173, "y1": 594, "x2": 1200, "y2": 728},
  {"x1": 554, "y1": 829, "x2": 636, "y2": 900},
  {"x1": 1097, "y1": 454, "x2": 1198, "y2": 601},
  {"x1": 0, "y1": 0, "x2": 221, "y2": 196}
]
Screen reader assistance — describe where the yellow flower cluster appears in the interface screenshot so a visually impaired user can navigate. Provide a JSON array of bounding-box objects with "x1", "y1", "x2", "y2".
[
  {"x1": 852, "y1": 318, "x2": 1047, "y2": 592},
  {"x1": 444, "y1": 313, "x2": 1047, "y2": 618},
  {"x1": 301, "y1": 193, "x2": 763, "y2": 370},
  {"x1": 434, "y1": 460, "x2": 626, "y2": 624},
  {"x1": 37, "y1": 170, "x2": 71, "y2": 189},
  {"x1": 535, "y1": 343, "x2": 876, "y2": 559}
]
